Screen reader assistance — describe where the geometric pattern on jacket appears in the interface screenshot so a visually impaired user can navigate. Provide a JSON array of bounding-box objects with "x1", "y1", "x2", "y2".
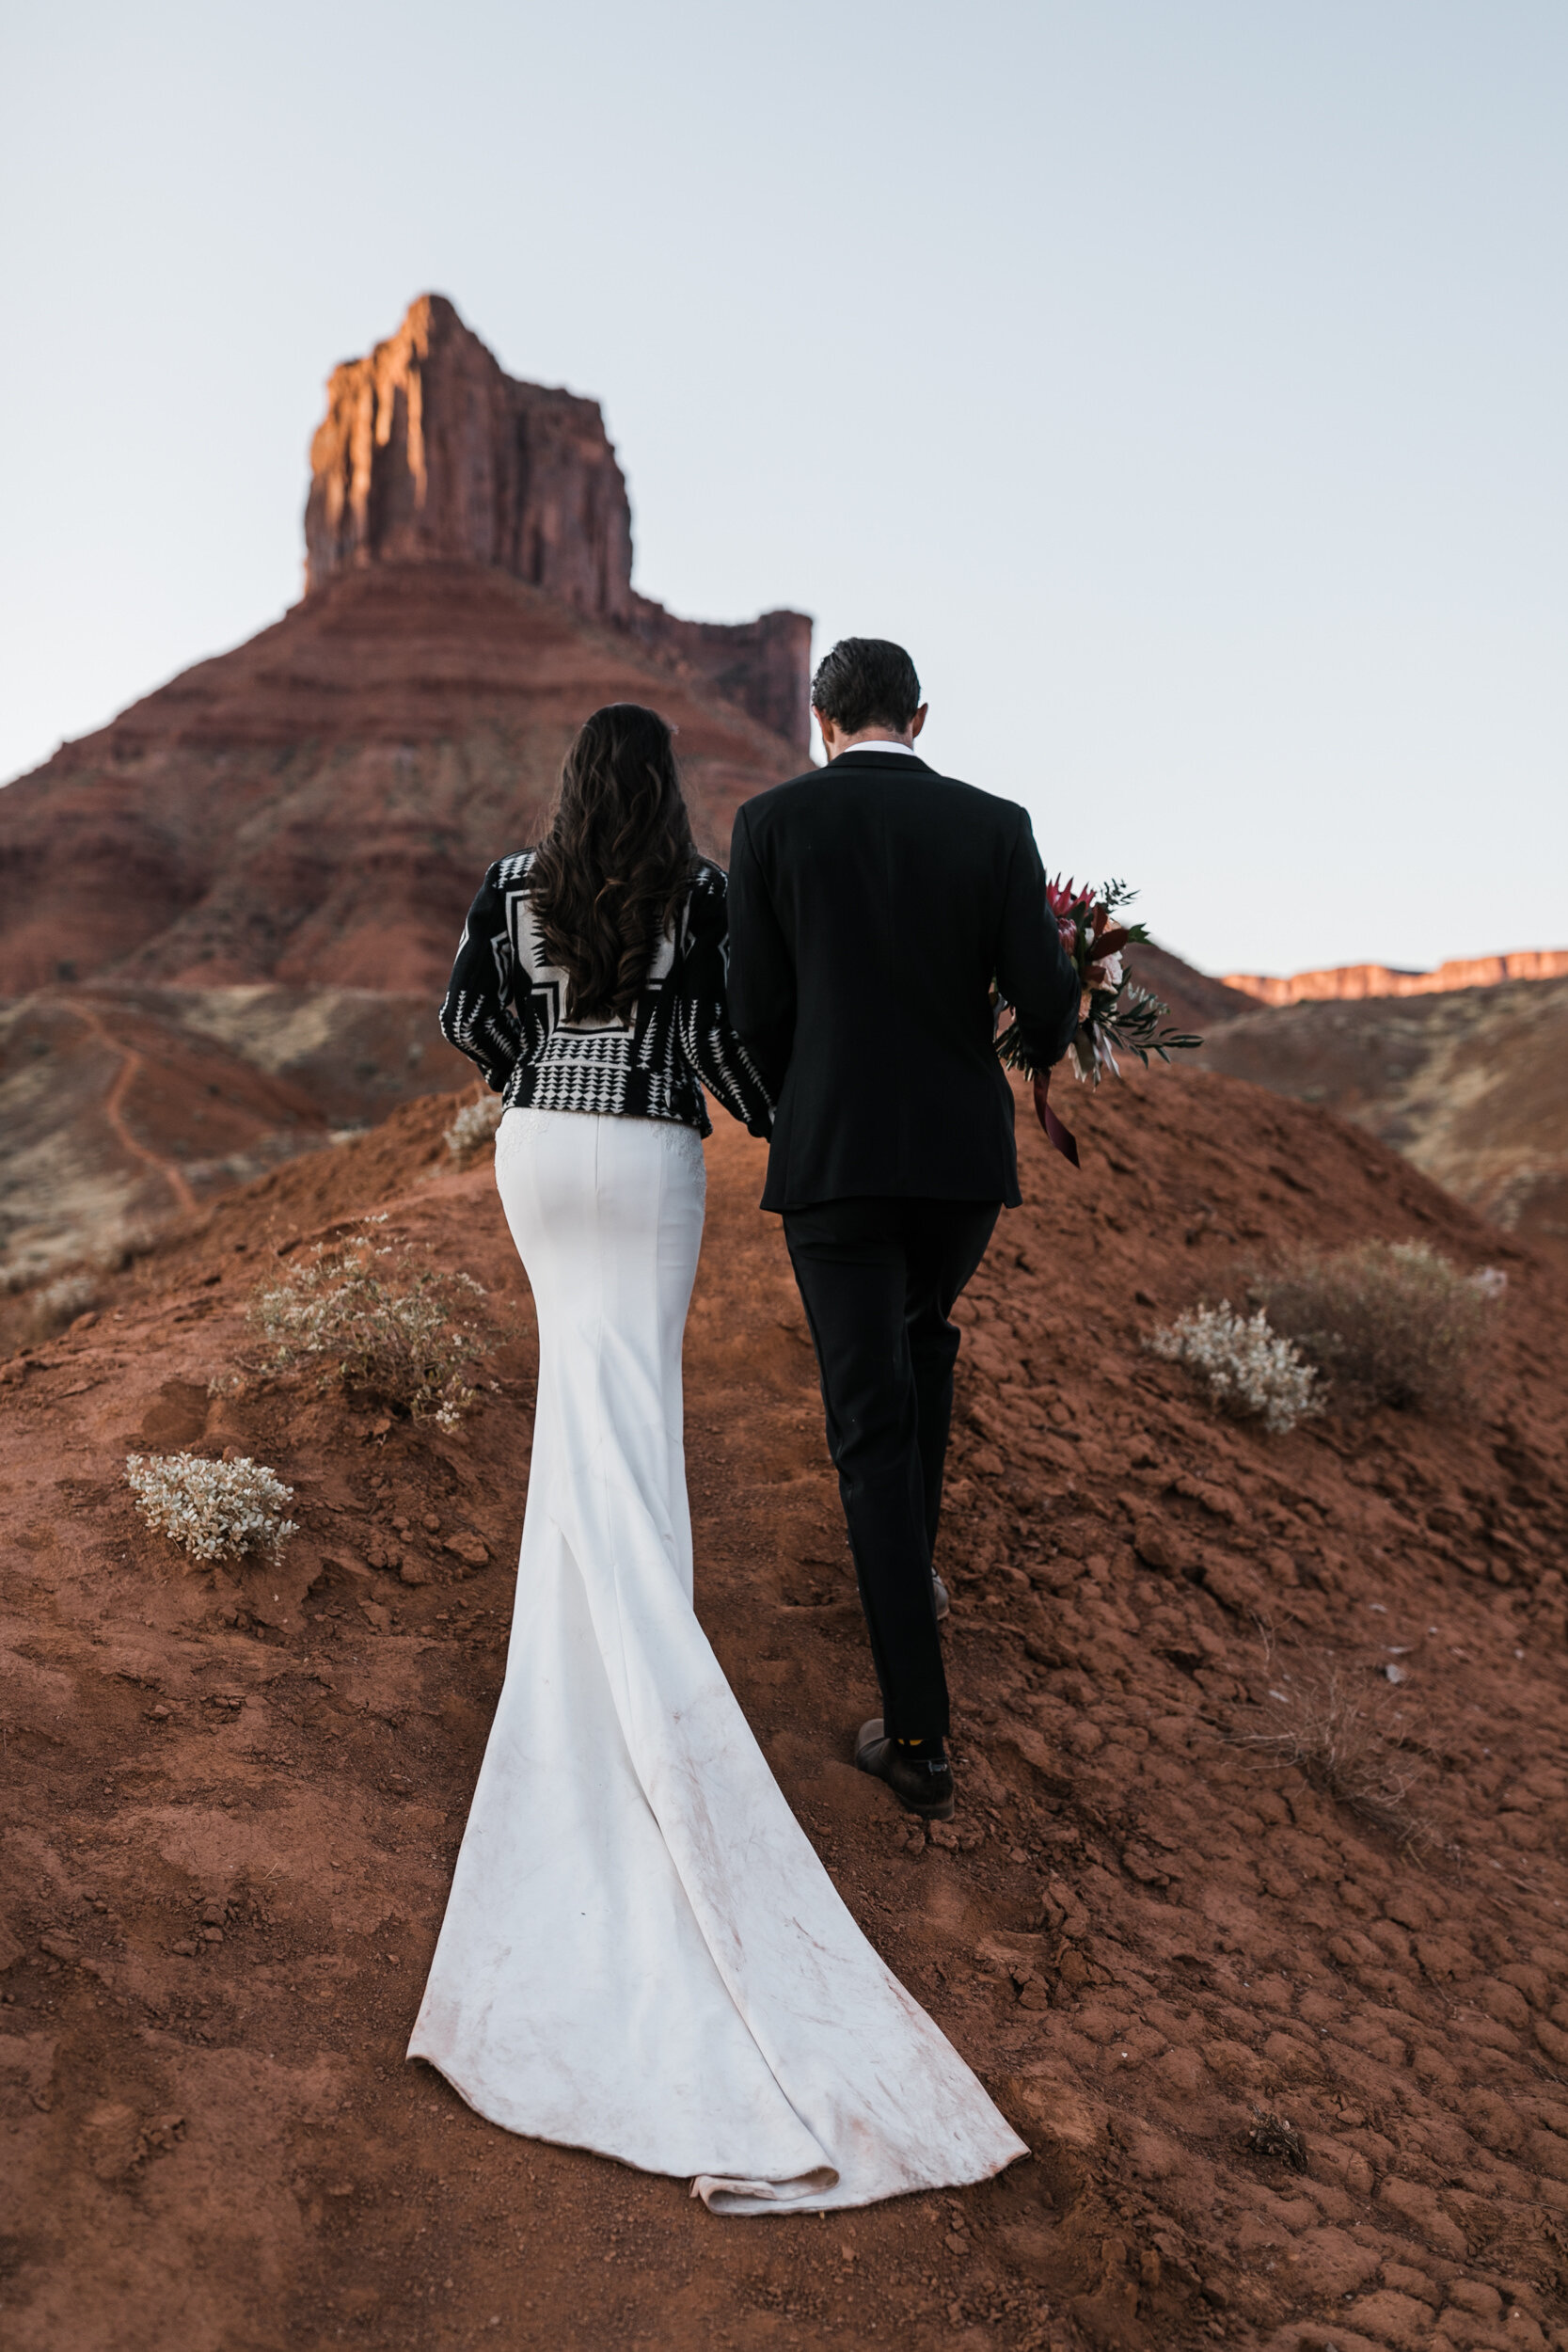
[{"x1": 439, "y1": 851, "x2": 774, "y2": 1139}]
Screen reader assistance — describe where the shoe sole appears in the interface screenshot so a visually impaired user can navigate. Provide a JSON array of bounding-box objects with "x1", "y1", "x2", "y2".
[
  {"x1": 855, "y1": 1762, "x2": 956, "y2": 1823},
  {"x1": 906, "y1": 1789, "x2": 956, "y2": 1822}
]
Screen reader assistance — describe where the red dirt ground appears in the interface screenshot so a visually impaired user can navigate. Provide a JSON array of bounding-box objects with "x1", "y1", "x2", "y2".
[{"x1": 3, "y1": 1070, "x2": 1567, "y2": 2352}]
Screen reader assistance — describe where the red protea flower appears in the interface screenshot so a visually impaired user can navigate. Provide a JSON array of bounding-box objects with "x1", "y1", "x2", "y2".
[
  {"x1": 1046, "y1": 875, "x2": 1095, "y2": 960},
  {"x1": 1046, "y1": 874, "x2": 1094, "y2": 919}
]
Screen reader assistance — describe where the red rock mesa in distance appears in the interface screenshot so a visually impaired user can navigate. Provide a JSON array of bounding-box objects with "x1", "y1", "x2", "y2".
[
  {"x1": 0, "y1": 297, "x2": 817, "y2": 1279},
  {"x1": 0, "y1": 294, "x2": 811, "y2": 1000}
]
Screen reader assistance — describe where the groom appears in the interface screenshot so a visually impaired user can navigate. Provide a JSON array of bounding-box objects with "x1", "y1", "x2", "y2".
[{"x1": 727, "y1": 639, "x2": 1079, "y2": 1820}]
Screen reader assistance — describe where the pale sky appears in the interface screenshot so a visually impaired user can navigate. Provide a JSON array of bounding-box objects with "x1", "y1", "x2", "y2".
[{"x1": 3, "y1": 0, "x2": 1563, "y2": 976}]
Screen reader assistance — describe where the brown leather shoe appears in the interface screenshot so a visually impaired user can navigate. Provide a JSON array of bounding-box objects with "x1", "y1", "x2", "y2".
[{"x1": 854, "y1": 1718, "x2": 956, "y2": 1820}]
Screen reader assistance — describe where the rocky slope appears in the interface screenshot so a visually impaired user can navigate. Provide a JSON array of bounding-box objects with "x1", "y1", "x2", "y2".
[
  {"x1": 0, "y1": 562, "x2": 804, "y2": 1001},
  {"x1": 1202, "y1": 977, "x2": 1568, "y2": 1273},
  {"x1": 3, "y1": 1068, "x2": 1565, "y2": 2351},
  {"x1": 1124, "y1": 944, "x2": 1258, "y2": 1041}
]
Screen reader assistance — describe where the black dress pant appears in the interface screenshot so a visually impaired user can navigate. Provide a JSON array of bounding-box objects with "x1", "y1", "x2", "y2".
[{"x1": 781, "y1": 1196, "x2": 1001, "y2": 1740}]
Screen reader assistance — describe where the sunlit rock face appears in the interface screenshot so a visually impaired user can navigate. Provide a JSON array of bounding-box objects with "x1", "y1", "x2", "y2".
[
  {"x1": 305, "y1": 293, "x2": 637, "y2": 622},
  {"x1": 304, "y1": 293, "x2": 810, "y2": 749},
  {"x1": 1225, "y1": 950, "x2": 1568, "y2": 1006}
]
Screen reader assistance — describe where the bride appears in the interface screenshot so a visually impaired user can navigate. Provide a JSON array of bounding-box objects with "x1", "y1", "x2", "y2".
[{"x1": 410, "y1": 702, "x2": 1025, "y2": 2212}]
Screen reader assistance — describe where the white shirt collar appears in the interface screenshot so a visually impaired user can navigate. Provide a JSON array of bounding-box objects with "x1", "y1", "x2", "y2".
[{"x1": 836, "y1": 739, "x2": 921, "y2": 758}]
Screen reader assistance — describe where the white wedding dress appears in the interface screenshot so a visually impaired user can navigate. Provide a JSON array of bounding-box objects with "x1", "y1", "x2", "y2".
[{"x1": 408, "y1": 1105, "x2": 1026, "y2": 2211}]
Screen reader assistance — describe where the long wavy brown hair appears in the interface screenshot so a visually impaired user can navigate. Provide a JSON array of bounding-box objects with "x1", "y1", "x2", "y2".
[{"x1": 528, "y1": 704, "x2": 699, "y2": 1025}]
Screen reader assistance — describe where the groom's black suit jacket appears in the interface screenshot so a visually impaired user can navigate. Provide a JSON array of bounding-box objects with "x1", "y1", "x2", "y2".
[{"x1": 727, "y1": 749, "x2": 1081, "y2": 1214}]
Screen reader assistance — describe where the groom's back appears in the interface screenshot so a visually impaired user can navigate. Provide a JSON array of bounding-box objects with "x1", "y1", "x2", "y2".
[{"x1": 729, "y1": 751, "x2": 1056, "y2": 1212}]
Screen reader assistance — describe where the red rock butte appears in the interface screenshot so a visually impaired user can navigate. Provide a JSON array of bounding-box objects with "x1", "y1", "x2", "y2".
[
  {"x1": 0, "y1": 294, "x2": 812, "y2": 998},
  {"x1": 305, "y1": 294, "x2": 811, "y2": 752}
]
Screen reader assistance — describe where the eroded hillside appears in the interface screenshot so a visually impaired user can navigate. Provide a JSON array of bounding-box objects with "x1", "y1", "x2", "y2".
[
  {"x1": 0, "y1": 985, "x2": 470, "y2": 1288},
  {"x1": 1202, "y1": 977, "x2": 1568, "y2": 1274}
]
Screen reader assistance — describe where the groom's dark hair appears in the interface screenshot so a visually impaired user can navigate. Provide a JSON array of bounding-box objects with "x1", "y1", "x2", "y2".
[{"x1": 811, "y1": 638, "x2": 922, "y2": 735}]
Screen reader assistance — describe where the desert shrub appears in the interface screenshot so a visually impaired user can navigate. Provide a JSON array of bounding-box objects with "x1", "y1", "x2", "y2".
[
  {"x1": 1247, "y1": 2109, "x2": 1307, "y2": 2171},
  {"x1": 445, "y1": 1093, "x2": 504, "y2": 1159},
  {"x1": 1234, "y1": 1656, "x2": 1428, "y2": 1844},
  {"x1": 1146, "y1": 1302, "x2": 1321, "y2": 1435},
  {"x1": 1244, "y1": 1240, "x2": 1502, "y2": 1410},
  {"x1": 28, "y1": 1271, "x2": 100, "y2": 1339},
  {"x1": 248, "y1": 1236, "x2": 484, "y2": 1427},
  {"x1": 126, "y1": 1452, "x2": 298, "y2": 1565}
]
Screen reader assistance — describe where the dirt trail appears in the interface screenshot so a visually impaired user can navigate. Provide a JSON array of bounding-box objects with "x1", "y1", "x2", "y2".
[
  {"x1": 2, "y1": 1071, "x2": 1567, "y2": 2351},
  {"x1": 65, "y1": 995, "x2": 198, "y2": 1214}
]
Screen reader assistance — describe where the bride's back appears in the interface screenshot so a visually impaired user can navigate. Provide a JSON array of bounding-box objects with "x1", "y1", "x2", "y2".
[{"x1": 439, "y1": 703, "x2": 772, "y2": 1141}]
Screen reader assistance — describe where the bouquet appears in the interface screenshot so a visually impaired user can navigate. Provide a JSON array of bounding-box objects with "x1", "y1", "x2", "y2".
[{"x1": 996, "y1": 878, "x2": 1200, "y2": 1164}]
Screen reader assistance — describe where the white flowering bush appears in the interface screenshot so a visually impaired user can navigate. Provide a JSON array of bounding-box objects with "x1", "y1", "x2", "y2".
[
  {"x1": 248, "y1": 1237, "x2": 484, "y2": 1428},
  {"x1": 126, "y1": 1452, "x2": 298, "y2": 1565},
  {"x1": 444, "y1": 1093, "x2": 504, "y2": 1159},
  {"x1": 1146, "y1": 1302, "x2": 1322, "y2": 1435}
]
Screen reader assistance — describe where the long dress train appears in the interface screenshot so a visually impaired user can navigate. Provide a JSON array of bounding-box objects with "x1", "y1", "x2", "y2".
[{"x1": 408, "y1": 1105, "x2": 1026, "y2": 2212}]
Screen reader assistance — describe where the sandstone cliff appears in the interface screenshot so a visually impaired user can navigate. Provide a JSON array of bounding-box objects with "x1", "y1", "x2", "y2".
[
  {"x1": 306, "y1": 294, "x2": 810, "y2": 749},
  {"x1": 1225, "y1": 948, "x2": 1568, "y2": 1005}
]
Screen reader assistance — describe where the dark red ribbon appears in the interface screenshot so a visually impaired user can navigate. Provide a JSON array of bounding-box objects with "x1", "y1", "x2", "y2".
[{"x1": 1032, "y1": 1069, "x2": 1080, "y2": 1168}]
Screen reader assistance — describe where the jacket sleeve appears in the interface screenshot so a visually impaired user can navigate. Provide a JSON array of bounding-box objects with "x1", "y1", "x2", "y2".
[
  {"x1": 438, "y1": 862, "x2": 527, "y2": 1094},
  {"x1": 993, "y1": 810, "x2": 1082, "y2": 1074},
  {"x1": 724, "y1": 803, "x2": 797, "y2": 1098},
  {"x1": 676, "y1": 865, "x2": 774, "y2": 1136}
]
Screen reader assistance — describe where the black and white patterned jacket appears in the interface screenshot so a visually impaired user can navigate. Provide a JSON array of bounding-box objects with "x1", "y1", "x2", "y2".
[{"x1": 439, "y1": 852, "x2": 773, "y2": 1138}]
